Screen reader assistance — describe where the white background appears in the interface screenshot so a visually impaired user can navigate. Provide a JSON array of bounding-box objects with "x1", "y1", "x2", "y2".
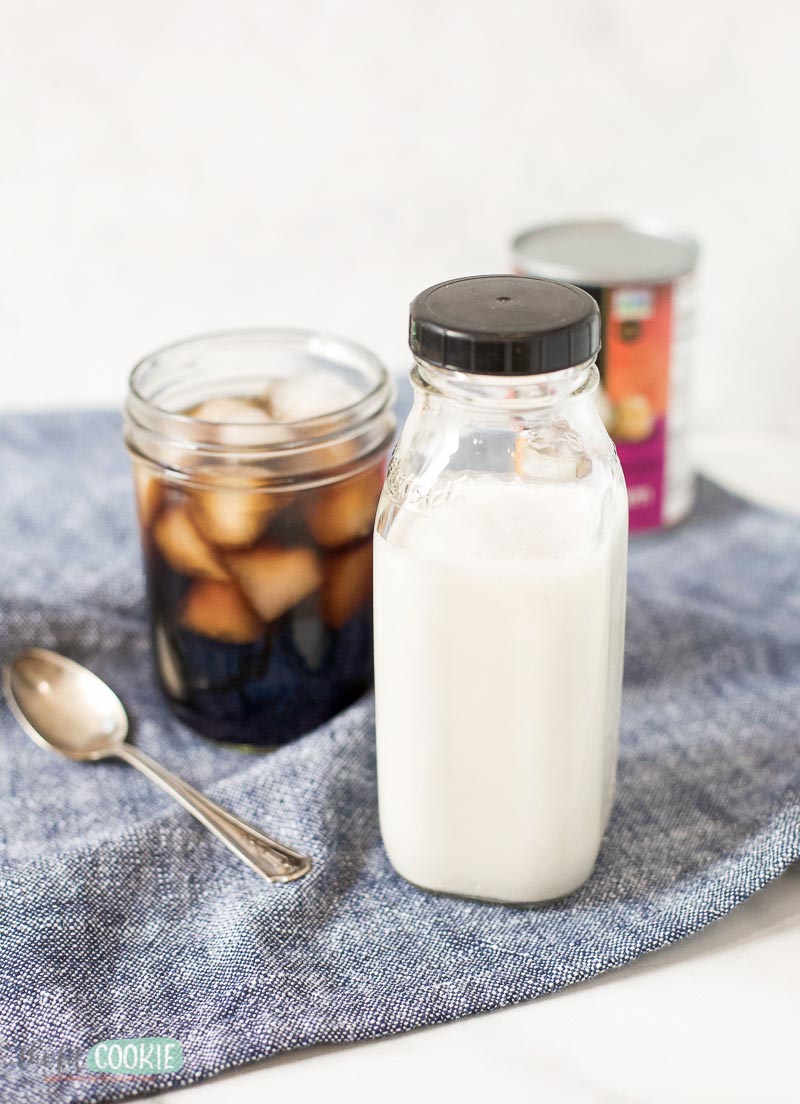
[
  {"x1": 4, "y1": 5, "x2": 800, "y2": 1100},
  {"x1": 2, "y1": 0, "x2": 800, "y2": 429}
]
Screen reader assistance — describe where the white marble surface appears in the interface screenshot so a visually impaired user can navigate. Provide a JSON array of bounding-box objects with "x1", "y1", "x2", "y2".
[{"x1": 151, "y1": 428, "x2": 800, "y2": 1104}]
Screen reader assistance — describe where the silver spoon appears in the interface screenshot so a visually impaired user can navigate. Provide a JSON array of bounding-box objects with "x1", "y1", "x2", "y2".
[{"x1": 2, "y1": 648, "x2": 312, "y2": 883}]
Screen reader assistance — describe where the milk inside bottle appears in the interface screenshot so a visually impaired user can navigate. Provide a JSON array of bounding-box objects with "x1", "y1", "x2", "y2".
[{"x1": 373, "y1": 276, "x2": 628, "y2": 904}]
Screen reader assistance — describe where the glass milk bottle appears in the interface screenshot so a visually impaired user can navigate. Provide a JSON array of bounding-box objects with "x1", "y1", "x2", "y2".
[{"x1": 374, "y1": 276, "x2": 628, "y2": 904}]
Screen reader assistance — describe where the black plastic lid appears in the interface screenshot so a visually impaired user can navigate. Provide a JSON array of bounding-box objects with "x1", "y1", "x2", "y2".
[{"x1": 409, "y1": 275, "x2": 600, "y2": 376}]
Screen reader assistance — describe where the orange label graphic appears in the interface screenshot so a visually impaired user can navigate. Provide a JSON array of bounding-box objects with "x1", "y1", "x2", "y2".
[{"x1": 604, "y1": 285, "x2": 672, "y2": 416}]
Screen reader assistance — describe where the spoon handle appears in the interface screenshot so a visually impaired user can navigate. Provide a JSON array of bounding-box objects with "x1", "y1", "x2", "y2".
[{"x1": 116, "y1": 744, "x2": 312, "y2": 883}]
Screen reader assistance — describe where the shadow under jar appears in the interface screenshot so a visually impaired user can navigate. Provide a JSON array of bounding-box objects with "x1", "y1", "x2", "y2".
[{"x1": 125, "y1": 329, "x2": 395, "y2": 749}]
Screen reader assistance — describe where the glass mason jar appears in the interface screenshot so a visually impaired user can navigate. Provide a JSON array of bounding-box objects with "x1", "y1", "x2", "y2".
[
  {"x1": 374, "y1": 276, "x2": 628, "y2": 904},
  {"x1": 125, "y1": 329, "x2": 395, "y2": 749}
]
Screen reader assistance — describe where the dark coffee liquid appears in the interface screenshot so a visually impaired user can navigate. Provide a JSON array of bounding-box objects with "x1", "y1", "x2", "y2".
[{"x1": 135, "y1": 459, "x2": 382, "y2": 747}]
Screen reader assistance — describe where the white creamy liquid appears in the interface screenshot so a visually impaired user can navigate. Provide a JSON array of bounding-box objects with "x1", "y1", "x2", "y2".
[{"x1": 374, "y1": 473, "x2": 626, "y2": 903}]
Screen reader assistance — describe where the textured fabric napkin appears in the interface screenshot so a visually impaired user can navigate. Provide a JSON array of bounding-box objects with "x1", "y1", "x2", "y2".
[{"x1": 1, "y1": 407, "x2": 799, "y2": 1104}]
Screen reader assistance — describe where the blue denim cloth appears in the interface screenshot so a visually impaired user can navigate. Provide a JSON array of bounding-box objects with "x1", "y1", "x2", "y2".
[{"x1": 1, "y1": 407, "x2": 799, "y2": 1103}]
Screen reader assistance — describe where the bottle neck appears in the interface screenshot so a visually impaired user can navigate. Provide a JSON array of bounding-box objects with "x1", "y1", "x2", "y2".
[{"x1": 412, "y1": 357, "x2": 598, "y2": 414}]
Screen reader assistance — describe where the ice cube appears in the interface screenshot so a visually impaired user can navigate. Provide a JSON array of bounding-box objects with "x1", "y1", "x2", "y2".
[
  {"x1": 225, "y1": 546, "x2": 323, "y2": 622},
  {"x1": 307, "y1": 466, "x2": 383, "y2": 548},
  {"x1": 190, "y1": 469, "x2": 285, "y2": 549},
  {"x1": 133, "y1": 464, "x2": 163, "y2": 527},
  {"x1": 266, "y1": 370, "x2": 362, "y2": 423},
  {"x1": 514, "y1": 421, "x2": 592, "y2": 483},
  {"x1": 189, "y1": 397, "x2": 274, "y2": 447},
  {"x1": 322, "y1": 542, "x2": 373, "y2": 628},
  {"x1": 153, "y1": 506, "x2": 230, "y2": 580},
  {"x1": 180, "y1": 579, "x2": 263, "y2": 643},
  {"x1": 308, "y1": 438, "x2": 358, "y2": 474},
  {"x1": 191, "y1": 396, "x2": 271, "y2": 422}
]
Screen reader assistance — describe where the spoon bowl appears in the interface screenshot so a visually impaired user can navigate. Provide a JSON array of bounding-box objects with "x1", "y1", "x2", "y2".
[{"x1": 4, "y1": 649, "x2": 127, "y2": 760}]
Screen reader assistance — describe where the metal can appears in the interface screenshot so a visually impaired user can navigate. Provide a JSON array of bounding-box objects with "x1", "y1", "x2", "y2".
[{"x1": 512, "y1": 219, "x2": 699, "y2": 531}]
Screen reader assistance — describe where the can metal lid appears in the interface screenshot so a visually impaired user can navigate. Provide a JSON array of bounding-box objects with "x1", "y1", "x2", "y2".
[
  {"x1": 409, "y1": 275, "x2": 600, "y2": 376},
  {"x1": 513, "y1": 218, "x2": 699, "y2": 286}
]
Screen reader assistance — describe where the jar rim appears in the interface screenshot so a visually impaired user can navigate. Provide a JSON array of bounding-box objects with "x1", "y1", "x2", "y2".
[
  {"x1": 127, "y1": 327, "x2": 392, "y2": 445},
  {"x1": 124, "y1": 328, "x2": 396, "y2": 484}
]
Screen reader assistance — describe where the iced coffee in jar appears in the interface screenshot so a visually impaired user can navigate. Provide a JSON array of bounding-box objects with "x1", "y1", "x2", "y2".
[
  {"x1": 125, "y1": 329, "x2": 395, "y2": 748},
  {"x1": 374, "y1": 277, "x2": 628, "y2": 904}
]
